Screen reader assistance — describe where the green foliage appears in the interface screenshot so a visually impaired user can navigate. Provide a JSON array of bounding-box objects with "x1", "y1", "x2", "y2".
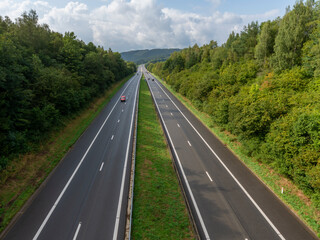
[
  {"x1": 255, "y1": 20, "x2": 279, "y2": 65},
  {"x1": 132, "y1": 77, "x2": 194, "y2": 239},
  {"x1": 263, "y1": 109, "x2": 320, "y2": 197},
  {"x1": 59, "y1": 32, "x2": 84, "y2": 72},
  {"x1": 210, "y1": 45, "x2": 227, "y2": 69},
  {"x1": 302, "y1": 17, "x2": 320, "y2": 77},
  {"x1": 121, "y1": 48, "x2": 180, "y2": 64},
  {"x1": 272, "y1": 0, "x2": 315, "y2": 72},
  {"x1": 273, "y1": 66, "x2": 310, "y2": 91},
  {"x1": 228, "y1": 84, "x2": 288, "y2": 139},
  {"x1": 0, "y1": 11, "x2": 135, "y2": 169},
  {"x1": 147, "y1": 0, "x2": 320, "y2": 211}
]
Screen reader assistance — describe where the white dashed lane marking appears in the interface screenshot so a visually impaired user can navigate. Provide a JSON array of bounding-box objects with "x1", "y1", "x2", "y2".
[
  {"x1": 99, "y1": 162, "x2": 104, "y2": 172},
  {"x1": 73, "y1": 222, "x2": 81, "y2": 240},
  {"x1": 206, "y1": 171, "x2": 213, "y2": 182}
]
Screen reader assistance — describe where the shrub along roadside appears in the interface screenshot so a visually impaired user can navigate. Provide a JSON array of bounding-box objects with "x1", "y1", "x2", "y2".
[
  {"x1": 0, "y1": 75, "x2": 131, "y2": 234},
  {"x1": 151, "y1": 73, "x2": 320, "y2": 237},
  {"x1": 131, "y1": 76, "x2": 195, "y2": 239}
]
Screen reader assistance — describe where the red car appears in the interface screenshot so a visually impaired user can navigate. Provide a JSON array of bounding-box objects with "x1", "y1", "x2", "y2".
[{"x1": 120, "y1": 96, "x2": 126, "y2": 102}]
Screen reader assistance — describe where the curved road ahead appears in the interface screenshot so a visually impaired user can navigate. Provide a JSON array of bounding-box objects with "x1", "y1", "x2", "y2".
[
  {"x1": 143, "y1": 66, "x2": 318, "y2": 240},
  {"x1": 3, "y1": 69, "x2": 141, "y2": 240}
]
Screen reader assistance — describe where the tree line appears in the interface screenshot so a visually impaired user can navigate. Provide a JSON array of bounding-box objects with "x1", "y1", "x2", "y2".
[
  {"x1": 0, "y1": 10, "x2": 136, "y2": 169},
  {"x1": 148, "y1": 0, "x2": 320, "y2": 208}
]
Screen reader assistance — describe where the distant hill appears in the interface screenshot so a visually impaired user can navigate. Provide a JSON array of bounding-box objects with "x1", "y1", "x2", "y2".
[{"x1": 121, "y1": 48, "x2": 180, "y2": 64}]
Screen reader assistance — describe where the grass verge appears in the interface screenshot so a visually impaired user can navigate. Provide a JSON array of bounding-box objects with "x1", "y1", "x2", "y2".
[
  {"x1": 0, "y1": 75, "x2": 132, "y2": 233},
  {"x1": 151, "y1": 73, "x2": 320, "y2": 237},
  {"x1": 131, "y1": 76, "x2": 195, "y2": 239}
]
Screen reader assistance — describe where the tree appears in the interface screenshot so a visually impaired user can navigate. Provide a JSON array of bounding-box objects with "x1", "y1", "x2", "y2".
[
  {"x1": 0, "y1": 35, "x2": 31, "y2": 157},
  {"x1": 59, "y1": 32, "x2": 85, "y2": 73},
  {"x1": 302, "y1": 15, "x2": 320, "y2": 77},
  {"x1": 0, "y1": 10, "x2": 135, "y2": 168},
  {"x1": 255, "y1": 20, "x2": 279, "y2": 65},
  {"x1": 272, "y1": 0, "x2": 315, "y2": 72}
]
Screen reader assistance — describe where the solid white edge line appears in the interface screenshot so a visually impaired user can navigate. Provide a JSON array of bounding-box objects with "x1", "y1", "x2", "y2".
[
  {"x1": 154, "y1": 80, "x2": 286, "y2": 240},
  {"x1": 32, "y1": 77, "x2": 136, "y2": 240},
  {"x1": 148, "y1": 79, "x2": 211, "y2": 240},
  {"x1": 128, "y1": 68, "x2": 141, "y2": 239},
  {"x1": 72, "y1": 222, "x2": 82, "y2": 240},
  {"x1": 206, "y1": 171, "x2": 213, "y2": 182},
  {"x1": 112, "y1": 76, "x2": 139, "y2": 240},
  {"x1": 99, "y1": 162, "x2": 104, "y2": 172}
]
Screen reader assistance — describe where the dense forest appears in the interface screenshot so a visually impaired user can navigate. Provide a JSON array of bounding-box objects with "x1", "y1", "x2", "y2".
[
  {"x1": 148, "y1": 0, "x2": 320, "y2": 207},
  {"x1": 0, "y1": 10, "x2": 136, "y2": 169},
  {"x1": 121, "y1": 48, "x2": 180, "y2": 64}
]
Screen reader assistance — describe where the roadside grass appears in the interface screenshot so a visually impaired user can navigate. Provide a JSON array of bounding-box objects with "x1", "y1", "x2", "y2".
[
  {"x1": 151, "y1": 73, "x2": 320, "y2": 237},
  {"x1": 0, "y1": 75, "x2": 132, "y2": 233},
  {"x1": 131, "y1": 76, "x2": 195, "y2": 239}
]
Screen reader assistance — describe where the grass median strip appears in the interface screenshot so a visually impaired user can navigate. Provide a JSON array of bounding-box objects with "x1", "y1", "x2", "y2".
[{"x1": 132, "y1": 77, "x2": 195, "y2": 239}]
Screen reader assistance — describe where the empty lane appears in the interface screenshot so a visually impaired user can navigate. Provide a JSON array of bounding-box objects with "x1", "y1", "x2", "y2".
[{"x1": 143, "y1": 67, "x2": 317, "y2": 240}]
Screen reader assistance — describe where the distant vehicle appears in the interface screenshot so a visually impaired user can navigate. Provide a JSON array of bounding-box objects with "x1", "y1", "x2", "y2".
[
  {"x1": 152, "y1": 78, "x2": 154, "y2": 81},
  {"x1": 120, "y1": 96, "x2": 126, "y2": 102},
  {"x1": 148, "y1": 78, "x2": 150, "y2": 80}
]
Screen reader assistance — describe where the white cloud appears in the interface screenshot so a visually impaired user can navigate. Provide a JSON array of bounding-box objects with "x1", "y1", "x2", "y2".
[
  {"x1": 0, "y1": 0, "x2": 51, "y2": 20},
  {"x1": 41, "y1": 2, "x2": 92, "y2": 42},
  {"x1": 89, "y1": 0, "x2": 175, "y2": 50},
  {"x1": 0, "y1": 0, "x2": 283, "y2": 52}
]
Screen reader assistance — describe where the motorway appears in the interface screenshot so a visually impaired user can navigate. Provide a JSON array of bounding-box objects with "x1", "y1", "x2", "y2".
[
  {"x1": 3, "y1": 68, "x2": 141, "y2": 240},
  {"x1": 142, "y1": 66, "x2": 318, "y2": 240}
]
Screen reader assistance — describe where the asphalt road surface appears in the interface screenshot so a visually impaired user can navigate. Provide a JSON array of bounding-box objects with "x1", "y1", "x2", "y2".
[
  {"x1": 142, "y1": 66, "x2": 318, "y2": 240},
  {"x1": 3, "y1": 69, "x2": 141, "y2": 240}
]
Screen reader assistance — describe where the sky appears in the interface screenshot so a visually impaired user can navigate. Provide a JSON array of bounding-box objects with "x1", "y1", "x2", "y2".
[{"x1": 0, "y1": 0, "x2": 297, "y2": 52}]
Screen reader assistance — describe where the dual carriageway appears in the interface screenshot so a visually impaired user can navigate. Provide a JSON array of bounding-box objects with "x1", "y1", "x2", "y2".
[{"x1": 3, "y1": 66, "x2": 317, "y2": 240}]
